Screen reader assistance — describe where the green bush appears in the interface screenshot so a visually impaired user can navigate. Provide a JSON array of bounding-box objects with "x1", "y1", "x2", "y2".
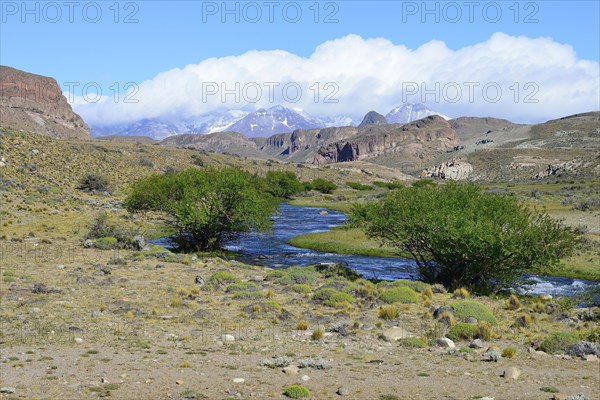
[
  {"x1": 94, "y1": 236, "x2": 118, "y2": 250},
  {"x1": 347, "y1": 181, "x2": 373, "y2": 191},
  {"x1": 380, "y1": 287, "x2": 418, "y2": 304},
  {"x1": 283, "y1": 385, "x2": 310, "y2": 398},
  {"x1": 291, "y1": 284, "x2": 312, "y2": 294},
  {"x1": 313, "y1": 288, "x2": 337, "y2": 302},
  {"x1": 226, "y1": 282, "x2": 258, "y2": 293},
  {"x1": 450, "y1": 300, "x2": 498, "y2": 325},
  {"x1": 232, "y1": 291, "x2": 264, "y2": 300},
  {"x1": 265, "y1": 270, "x2": 289, "y2": 283},
  {"x1": 311, "y1": 178, "x2": 337, "y2": 194},
  {"x1": 447, "y1": 323, "x2": 479, "y2": 341},
  {"x1": 125, "y1": 168, "x2": 277, "y2": 251},
  {"x1": 208, "y1": 271, "x2": 241, "y2": 286},
  {"x1": 391, "y1": 279, "x2": 430, "y2": 293},
  {"x1": 324, "y1": 292, "x2": 356, "y2": 308},
  {"x1": 398, "y1": 337, "x2": 428, "y2": 348},
  {"x1": 287, "y1": 267, "x2": 318, "y2": 284},
  {"x1": 539, "y1": 332, "x2": 579, "y2": 354},
  {"x1": 266, "y1": 171, "x2": 305, "y2": 198},
  {"x1": 351, "y1": 183, "x2": 576, "y2": 293}
]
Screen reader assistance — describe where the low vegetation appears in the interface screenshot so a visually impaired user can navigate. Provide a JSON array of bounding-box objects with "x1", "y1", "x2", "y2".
[
  {"x1": 125, "y1": 168, "x2": 277, "y2": 251},
  {"x1": 351, "y1": 183, "x2": 576, "y2": 293}
]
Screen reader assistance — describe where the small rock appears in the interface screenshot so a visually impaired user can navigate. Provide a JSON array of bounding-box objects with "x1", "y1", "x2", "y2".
[
  {"x1": 301, "y1": 375, "x2": 310, "y2": 382},
  {"x1": 469, "y1": 339, "x2": 485, "y2": 349},
  {"x1": 482, "y1": 350, "x2": 501, "y2": 362},
  {"x1": 462, "y1": 317, "x2": 478, "y2": 325},
  {"x1": 50, "y1": 209, "x2": 60, "y2": 215},
  {"x1": 251, "y1": 275, "x2": 265, "y2": 282},
  {"x1": 95, "y1": 265, "x2": 111, "y2": 275},
  {"x1": 221, "y1": 334, "x2": 235, "y2": 342},
  {"x1": 57, "y1": 264, "x2": 65, "y2": 269},
  {"x1": 433, "y1": 306, "x2": 454, "y2": 319},
  {"x1": 586, "y1": 354, "x2": 599, "y2": 362},
  {"x1": 336, "y1": 387, "x2": 350, "y2": 396},
  {"x1": 501, "y1": 367, "x2": 521, "y2": 380},
  {"x1": 194, "y1": 275, "x2": 205, "y2": 286},
  {"x1": 539, "y1": 294, "x2": 553, "y2": 301},
  {"x1": 382, "y1": 327, "x2": 413, "y2": 342},
  {"x1": 233, "y1": 378, "x2": 245, "y2": 384},
  {"x1": 176, "y1": 380, "x2": 183, "y2": 385},
  {"x1": 282, "y1": 365, "x2": 299, "y2": 375},
  {"x1": 74, "y1": 337, "x2": 84, "y2": 343},
  {"x1": 436, "y1": 338, "x2": 456, "y2": 349},
  {"x1": 91, "y1": 311, "x2": 102, "y2": 317},
  {"x1": 84, "y1": 239, "x2": 94, "y2": 248},
  {"x1": 0, "y1": 387, "x2": 16, "y2": 394}
]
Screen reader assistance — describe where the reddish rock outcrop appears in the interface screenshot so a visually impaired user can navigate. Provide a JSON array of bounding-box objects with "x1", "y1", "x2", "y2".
[{"x1": 0, "y1": 66, "x2": 90, "y2": 139}]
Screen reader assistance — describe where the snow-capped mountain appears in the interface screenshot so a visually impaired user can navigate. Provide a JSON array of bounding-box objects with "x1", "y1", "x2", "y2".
[
  {"x1": 226, "y1": 105, "x2": 324, "y2": 137},
  {"x1": 89, "y1": 103, "x2": 449, "y2": 140},
  {"x1": 91, "y1": 110, "x2": 246, "y2": 140},
  {"x1": 385, "y1": 103, "x2": 450, "y2": 124}
]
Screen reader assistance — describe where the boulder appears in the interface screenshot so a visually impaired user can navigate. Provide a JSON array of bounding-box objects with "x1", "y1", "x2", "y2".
[
  {"x1": 436, "y1": 338, "x2": 456, "y2": 349},
  {"x1": 501, "y1": 367, "x2": 521, "y2": 380},
  {"x1": 382, "y1": 327, "x2": 414, "y2": 342}
]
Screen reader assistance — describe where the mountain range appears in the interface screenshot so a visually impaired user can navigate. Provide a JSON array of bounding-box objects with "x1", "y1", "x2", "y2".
[
  {"x1": 2, "y1": 66, "x2": 598, "y2": 182},
  {"x1": 90, "y1": 103, "x2": 450, "y2": 140}
]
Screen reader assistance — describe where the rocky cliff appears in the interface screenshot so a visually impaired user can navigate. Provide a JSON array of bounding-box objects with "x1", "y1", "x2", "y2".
[
  {"x1": 257, "y1": 126, "x2": 357, "y2": 161},
  {"x1": 0, "y1": 66, "x2": 90, "y2": 139},
  {"x1": 313, "y1": 115, "x2": 459, "y2": 164}
]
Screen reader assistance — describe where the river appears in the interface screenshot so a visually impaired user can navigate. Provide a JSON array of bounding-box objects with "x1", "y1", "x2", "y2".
[{"x1": 154, "y1": 203, "x2": 599, "y2": 299}]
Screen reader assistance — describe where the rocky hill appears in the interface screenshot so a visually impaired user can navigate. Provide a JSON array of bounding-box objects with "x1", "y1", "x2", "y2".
[
  {"x1": 160, "y1": 131, "x2": 266, "y2": 158},
  {"x1": 0, "y1": 66, "x2": 90, "y2": 139},
  {"x1": 313, "y1": 115, "x2": 459, "y2": 165}
]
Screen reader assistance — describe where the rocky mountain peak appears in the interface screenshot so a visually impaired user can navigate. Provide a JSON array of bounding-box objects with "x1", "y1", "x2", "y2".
[
  {"x1": 358, "y1": 111, "x2": 388, "y2": 127},
  {"x1": 0, "y1": 66, "x2": 90, "y2": 139}
]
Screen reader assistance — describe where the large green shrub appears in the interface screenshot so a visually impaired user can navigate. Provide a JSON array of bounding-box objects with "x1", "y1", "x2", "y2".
[
  {"x1": 351, "y1": 183, "x2": 576, "y2": 293},
  {"x1": 311, "y1": 178, "x2": 337, "y2": 194},
  {"x1": 266, "y1": 171, "x2": 305, "y2": 199},
  {"x1": 125, "y1": 168, "x2": 276, "y2": 251}
]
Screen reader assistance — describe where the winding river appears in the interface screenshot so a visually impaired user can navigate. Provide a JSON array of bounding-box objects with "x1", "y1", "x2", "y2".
[{"x1": 156, "y1": 203, "x2": 598, "y2": 298}]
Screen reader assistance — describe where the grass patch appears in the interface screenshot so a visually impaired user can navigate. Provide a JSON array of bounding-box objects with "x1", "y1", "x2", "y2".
[
  {"x1": 288, "y1": 227, "x2": 400, "y2": 258},
  {"x1": 447, "y1": 323, "x2": 480, "y2": 341},
  {"x1": 539, "y1": 332, "x2": 579, "y2": 354},
  {"x1": 450, "y1": 300, "x2": 498, "y2": 325},
  {"x1": 283, "y1": 385, "x2": 311, "y2": 399},
  {"x1": 379, "y1": 287, "x2": 418, "y2": 304},
  {"x1": 378, "y1": 305, "x2": 400, "y2": 320}
]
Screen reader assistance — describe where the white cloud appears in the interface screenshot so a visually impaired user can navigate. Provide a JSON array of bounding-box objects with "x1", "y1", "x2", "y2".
[{"x1": 72, "y1": 33, "x2": 600, "y2": 125}]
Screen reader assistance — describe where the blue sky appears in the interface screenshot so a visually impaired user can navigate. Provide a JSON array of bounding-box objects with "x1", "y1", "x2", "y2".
[{"x1": 1, "y1": 1, "x2": 599, "y2": 123}]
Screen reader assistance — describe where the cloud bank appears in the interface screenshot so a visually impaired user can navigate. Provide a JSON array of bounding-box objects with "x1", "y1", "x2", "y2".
[{"x1": 72, "y1": 33, "x2": 600, "y2": 125}]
